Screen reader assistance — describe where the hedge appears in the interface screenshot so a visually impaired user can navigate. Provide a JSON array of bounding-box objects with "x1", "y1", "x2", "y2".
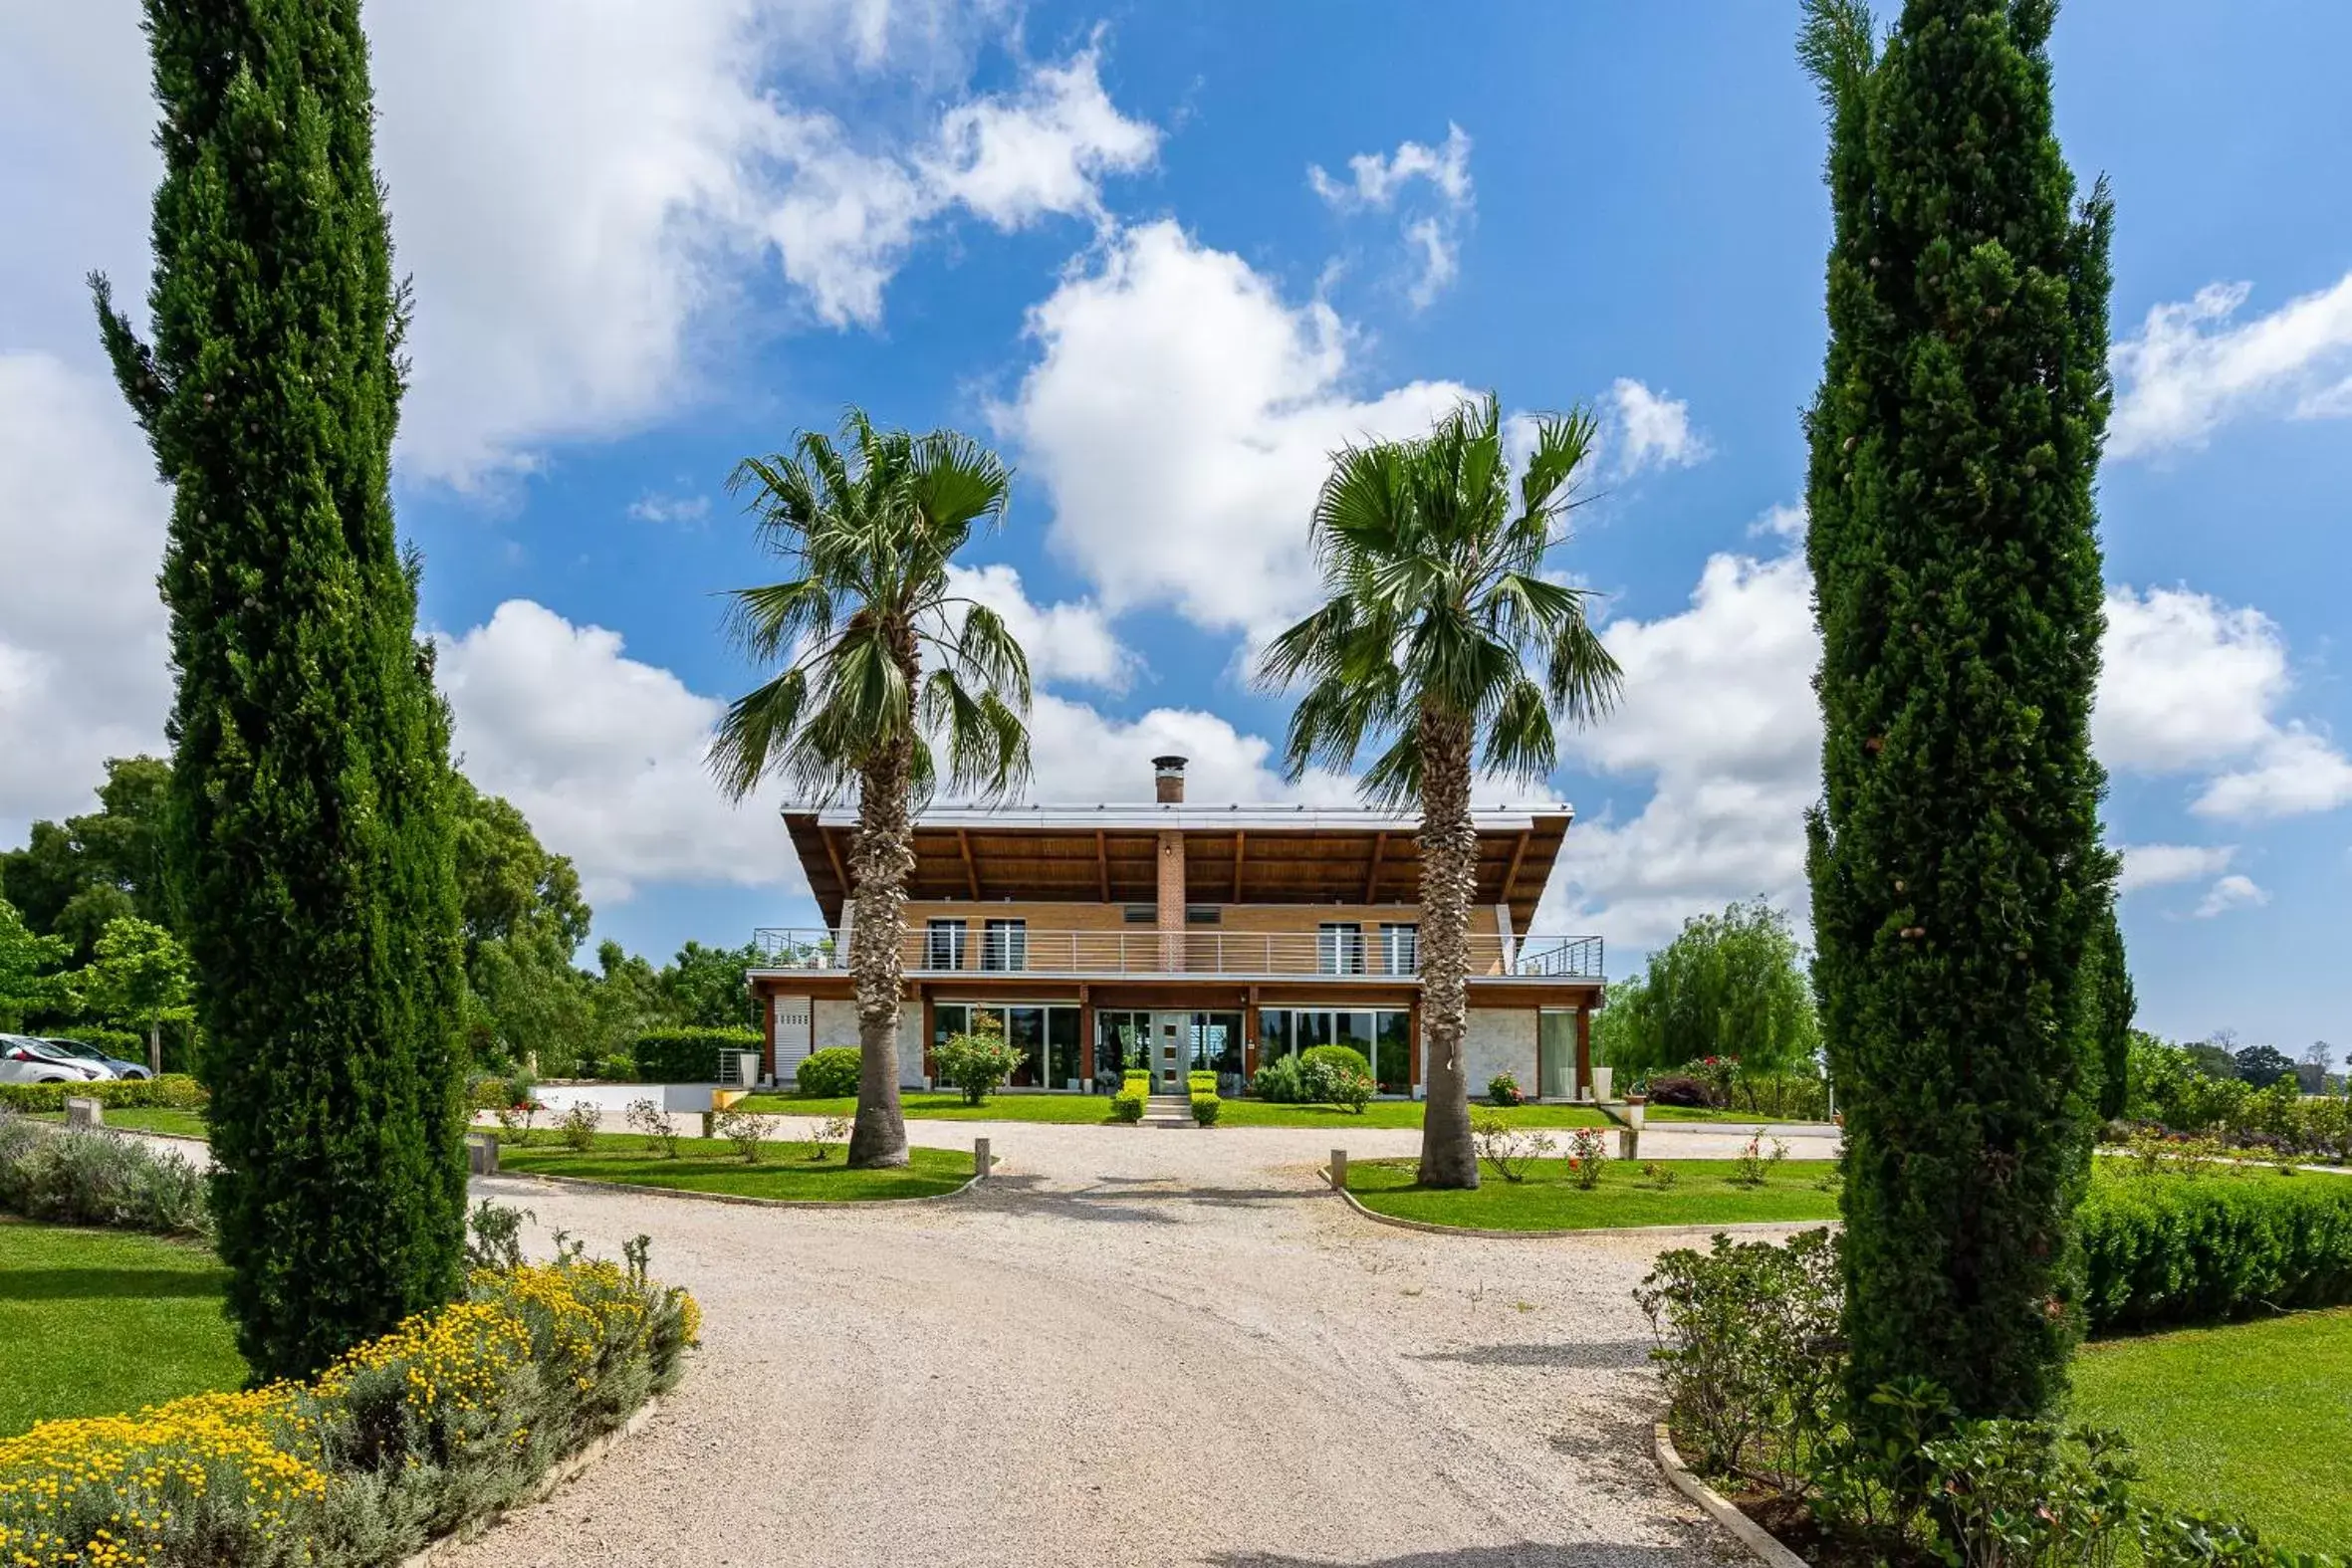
[
  {"x1": 629, "y1": 1027, "x2": 761, "y2": 1083},
  {"x1": 2080, "y1": 1170, "x2": 2352, "y2": 1334},
  {"x1": 796, "y1": 1046, "x2": 861, "y2": 1099},
  {"x1": 47, "y1": 1026, "x2": 145, "y2": 1061},
  {"x1": 0, "y1": 1073, "x2": 208, "y2": 1114}
]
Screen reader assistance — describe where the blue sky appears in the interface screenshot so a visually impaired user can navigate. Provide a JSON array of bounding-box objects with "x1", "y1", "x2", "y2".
[{"x1": 3, "y1": 0, "x2": 2349, "y2": 1053}]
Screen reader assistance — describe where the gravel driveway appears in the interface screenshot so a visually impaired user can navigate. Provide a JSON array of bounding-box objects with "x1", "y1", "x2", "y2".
[{"x1": 438, "y1": 1123, "x2": 1775, "y2": 1568}]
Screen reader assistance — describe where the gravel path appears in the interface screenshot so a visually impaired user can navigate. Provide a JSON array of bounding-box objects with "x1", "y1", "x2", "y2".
[{"x1": 438, "y1": 1123, "x2": 1783, "y2": 1568}]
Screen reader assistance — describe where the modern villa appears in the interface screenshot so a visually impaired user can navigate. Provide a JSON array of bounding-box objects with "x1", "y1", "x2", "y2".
[{"x1": 745, "y1": 757, "x2": 1606, "y2": 1100}]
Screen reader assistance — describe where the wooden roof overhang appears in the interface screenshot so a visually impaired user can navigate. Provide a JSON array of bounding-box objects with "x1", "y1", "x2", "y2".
[{"x1": 783, "y1": 803, "x2": 1572, "y2": 931}]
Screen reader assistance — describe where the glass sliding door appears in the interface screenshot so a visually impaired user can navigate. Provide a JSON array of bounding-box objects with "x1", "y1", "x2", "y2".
[
  {"x1": 982, "y1": 919, "x2": 1028, "y2": 972},
  {"x1": 1373, "y1": 1010, "x2": 1414, "y2": 1095},
  {"x1": 1189, "y1": 1012, "x2": 1244, "y2": 1086},
  {"x1": 1047, "y1": 1008, "x2": 1082, "y2": 1089},
  {"x1": 1537, "y1": 1009, "x2": 1577, "y2": 1100}
]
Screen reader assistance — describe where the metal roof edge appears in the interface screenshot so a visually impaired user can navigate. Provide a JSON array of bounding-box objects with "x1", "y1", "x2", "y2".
[{"x1": 784, "y1": 802, "x2": 1575, "y2": 831}]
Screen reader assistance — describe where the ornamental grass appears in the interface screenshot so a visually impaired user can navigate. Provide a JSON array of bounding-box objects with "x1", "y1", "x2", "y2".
[{"x1": 0, "y1": 1248, "x2": 697, "y2": 1567}]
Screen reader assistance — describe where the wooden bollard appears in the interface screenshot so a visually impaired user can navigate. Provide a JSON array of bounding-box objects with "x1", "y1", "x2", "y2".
[
  {"x1": 466, "y1": 1135, "x2": 499, "y2": 1176},
  {"x1": 1329, "y1": 1149, "x2": 1348, "y2": 1191},
  {"x1": 974, "y1": 1137, "x2": 992, "y2": 1179}
]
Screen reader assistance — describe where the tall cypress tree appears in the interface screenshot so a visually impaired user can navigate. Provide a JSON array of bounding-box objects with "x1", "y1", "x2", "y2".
[
  {"x1": 95, "y1": 0, "x2": 468, "y2": 1380},
  {"x1": 1798, "y1": 0, "x2": 2116, "y2": 1427}
]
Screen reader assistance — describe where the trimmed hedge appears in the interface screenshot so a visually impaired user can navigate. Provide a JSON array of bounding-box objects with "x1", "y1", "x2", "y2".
[
  {"x1": 1110, "y1": 1069, "x2": 1149, "y2": 1124},
  {"x1": 2080, "y1": 1170, "x2": 2352, "y2": 1335},
  {"x1": 629, "y1": 1027, "x2": 760, "y2": 1083},
  {"x1": 796, "y1": 1046, "x2": 861, "y2": 1099},
  {"x1": 0, "y1": 1073, "x2": 208, "y2": 1114}
]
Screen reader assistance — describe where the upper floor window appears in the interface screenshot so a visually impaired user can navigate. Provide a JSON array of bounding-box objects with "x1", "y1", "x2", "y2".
[
  {"x1": 1317, "y1": 922, "x2": 1365, "y2": 976},
  {"x1": 924, "y1": 920, "x2": 967, "y2": 971},
  {"x1": 982, "y1": 918, "x2": 1028, "y2": 972},
  {"x1": 1379, "y1": 922, "x2": 1419, "y2": 976}
]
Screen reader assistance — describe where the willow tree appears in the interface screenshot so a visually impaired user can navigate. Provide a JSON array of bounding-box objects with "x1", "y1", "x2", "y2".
[
  {"x1": 1258, "y1": 394, "x2": 1621, "y2": 1188},
  {"x1": 1800, "y1": 0, "x2": 2116, "y2": 1427},
  {"x1": 93, "y1": 0, "x2": 468, "y2": 1377},
  {"x1": 711, "y1": 411, "x2": 1031, "y2": 1168}
]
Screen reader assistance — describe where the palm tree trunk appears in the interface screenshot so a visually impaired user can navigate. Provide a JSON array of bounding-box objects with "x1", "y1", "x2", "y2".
[
  {"x1": 1416, "y1": 702, "x2": 1479, "y2": 1189},
  {"x1": 845, "y1": 730, "x2": 915, "y2": 1168}
]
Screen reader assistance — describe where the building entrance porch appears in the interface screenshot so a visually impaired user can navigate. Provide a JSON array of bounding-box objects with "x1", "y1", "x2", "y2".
[{"x1": 1094, "y1": 1009, "x2": 1245, "y2": 1095}]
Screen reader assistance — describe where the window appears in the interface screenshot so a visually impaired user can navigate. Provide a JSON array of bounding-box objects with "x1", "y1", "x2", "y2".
[
  {"x1": 1123, "y1": 905, "x2": 1154, "y2": 924},
  {"x1": 1538, "y1": 1009, "x2": 1579, "y2": 1100},
  {"x1": 1379, "y1": 922, "x2": 1419, "y2": 976},
  {"x1": 1185, "y1": 905, "x2": 1222, "y2": 925},
  {"x1": 1048, "y1": 1008, "x2": 1082, "y2": 1087},
  {"x1": 1317, "y1": 922, "x2": 1365, "y2": 975},
  {"x1": 924, "y1": 919, "x2": 967, "y2": 971},
  {"x1": 1256, "y1": 1008, "x2": 1415, "y2": 1095},
  {"x1": 1188, "y1": 1012, "x2": 1245, "y2": 1079},
  {"x1": 982, "y1": 919, "x2": 1027, "y2": 972}
]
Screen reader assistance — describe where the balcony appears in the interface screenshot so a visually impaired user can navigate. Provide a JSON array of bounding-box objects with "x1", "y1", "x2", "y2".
[{"x1": 750, "y1": 926, "x2": 1603, "y2": 981}]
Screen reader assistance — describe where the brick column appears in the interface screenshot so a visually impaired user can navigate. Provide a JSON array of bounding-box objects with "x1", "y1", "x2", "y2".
[{"x1": 1157, "y1": 829, "x2": 1186, "y2": 971}]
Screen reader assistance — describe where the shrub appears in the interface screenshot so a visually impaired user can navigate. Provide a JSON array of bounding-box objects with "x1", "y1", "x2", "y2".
[
  {"x1": 1565, "y1": 1126, "x2": 1609, "y2": 1190},
  {"x1": 1187, "y1": 1071, "x2": 1218, "y2": 1098},
  {"x1": 0, "y1": 1073, "x2": 208, "y2": 1115},
  {"x1": 710, "y1": 1107, "x2": 770, "y2": 1164},
  {"x1": 629, "y1": 1027, "x2": 760, "y2": 1083},
  {"x1": 1250, "y1": 1054, "x2": 1306, "y2": 1103},
  {"x1": 2078, "y1": 1169, "x2": 2352, "y2": 1334},
  {"x1": 936, "y1": 1027, "x2": 1024, "y2": 1106},
  {"x1": 803, "y1": 1113, "x2": 852, "y2": 1162},
  {"x1": 624, "y1": 1099, "x2": 679, "y2": 1159},
  {"x1": 1641, "y1": 1074, "x2": 1713, "y2": 1109},
  {"x1": 1110, "y1": 1073, "x2": 1147, "y2": 1124},
  {"x1": 0, "y1": 1116, "x2": 211, "y2": 1238},
  {"x1": 795, "y1": 1046, "x2": 862, "y2": 1099},
  {"x1": 1298, "y1": 1045, "x2": 1374, "y2": 1112},
  {"x1": 0, "y1": 1243, "x2": 697, "y2": 1568},
  {"x1": 1487, "y1": 1071, "x2": 1524, "y2": 1108},
  {"x1": 1191, "y1": 1094, "x2": 1222, "y2": 1127},
  {"x1": 1730, "y1": 1130, "x2": 1789, "y2": 1188},
  {"x1": 557, "y1": 1102, "x2": 599, "y2": 1152},
  {"x1": 1471, "y1": 1113, "x2": 1555, "y2": 1183}
]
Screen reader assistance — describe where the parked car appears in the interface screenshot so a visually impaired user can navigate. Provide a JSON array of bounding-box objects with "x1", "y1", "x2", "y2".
[
  {"x1": 42, "y1": 1037, "x2": 151, "y2": 1080},
  {"x1": 0, "y1": 1034, "x2": 109, "y2": 1084}
]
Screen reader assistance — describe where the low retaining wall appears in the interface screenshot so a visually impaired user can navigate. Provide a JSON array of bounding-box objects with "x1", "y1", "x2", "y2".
[{"x1": 530, "y1": 1082, "x2": 719, "y2": 1116}]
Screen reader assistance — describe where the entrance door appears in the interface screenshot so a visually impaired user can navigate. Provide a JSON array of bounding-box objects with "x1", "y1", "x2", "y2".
[{"x1": 1152, "y1": 1012, "x2": 1189, "y2": 1093}]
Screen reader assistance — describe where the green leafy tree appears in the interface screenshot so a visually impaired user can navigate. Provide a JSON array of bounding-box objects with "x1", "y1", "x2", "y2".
[
  {"x1": 711, "y1": 410, "x2": 1032, "y2": 1167},
  {"x1": 449, "y1": 777, "x2": 594, "y2": 1074},
  {"x1": 0, "y1": 896, "x2": 72, "y2": 1031},
  {"x1": 2234, "y1": 1043, "x2": 2295, "y2": 1091},
  {"x1": 2086, "y1": 904, "x2": 2135, "y2": 1120},
  {"x1": 84, "y1": 916, "x2": 196, "y2": 1074},
  {"x1": 1592, "y1": 900, "x2": 1820, "y2": 1078},
  {"x1": 1799, "y1": 0, "x2": 2116, "y2": 1430},
  {"x1": 93, "y1": 1, "x2": 468, "y2": 1378},
  {"x1": 1256, "y1": 393, "x2": 1622, "y2": 1188},
  {"x1": 1, "y1": 757, "x2": 174, "y2": 962},
  {"x1": 661, "y1": 940, "x2": 762, "y2": 1031},
  {"x1": 586, "y1": 940, "x2": 674, "y2": 1073}
]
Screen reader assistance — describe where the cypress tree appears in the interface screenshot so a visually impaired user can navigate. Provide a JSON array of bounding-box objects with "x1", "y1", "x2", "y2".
[
  {"x1": 94, "y1": 0, "x2": 468, "y2": 1380},
  {"x1": 1798, "y1": 0, "x2": 2116, "y2": 1427},
  {"x1": 2088, "y1": 905, "x2": 2135, "y2": 1122}
]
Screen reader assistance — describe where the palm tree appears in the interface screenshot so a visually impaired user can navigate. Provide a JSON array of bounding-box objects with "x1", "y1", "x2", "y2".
[
  {"x1": 1256, "y1": 393, "x2": 1623, "y2": 1188},
  {"x1": 711, "y1": 409, "x2": 1032, "y2": 1168}
]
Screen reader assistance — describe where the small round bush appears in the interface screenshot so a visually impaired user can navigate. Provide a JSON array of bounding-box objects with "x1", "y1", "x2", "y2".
[
  {"x1": 1191, "y1": 1094, "x2": 1222, "y2": 1127},
  {"x1": 796, "y1": 1046, "x2": 862, "y2": 1099},
  {"x1": 1488, "y1": 1070, "x2": 1525, "y2": 1107},
  {"x1": 1299, "y1": 1045, "x2": 1375, "y2": 1111},
  {"x1": 937, "y1": 1028, "x2": 1025, "y2": 1106},
  {"x1": 1110, "y1": 1090, "x2": 1145, "y2": 1124}
]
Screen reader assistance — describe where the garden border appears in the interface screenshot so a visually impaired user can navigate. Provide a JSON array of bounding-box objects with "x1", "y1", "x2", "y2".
[
  {"x1": 1318, "y1": 1166, "x2": 1837, "y2": 1240},
  {"x1": 1652, "y1": 1421, "x2": 1808, "y2": 1568},
  {"x1": 396, "y1": 1396, "x2": 662, "y2": 1568},
  {"x1": 493, "y1": 1166, "x2": 987, "y2": 1211}
]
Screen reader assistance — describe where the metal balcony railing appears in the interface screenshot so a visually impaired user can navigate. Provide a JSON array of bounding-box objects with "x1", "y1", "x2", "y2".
[{"x1": 750, "y1": 927, "x2": 1602, "y2": 981}]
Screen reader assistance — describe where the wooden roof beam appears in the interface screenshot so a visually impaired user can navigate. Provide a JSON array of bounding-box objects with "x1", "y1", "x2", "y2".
[
  {"x1": 1233, "y1": 830, "x2": 1247, "y2": 900},
  {"x1": 822, "y1": 827, "x2": 850, "y2": 899},
  {"x1": 1499, "y1": 827, "x2": 1531, "y2": 905},
  {"x1": 1096, "y1": 829, "x2": 1109, "y2": 902},
  {"x1": 959, "y1": 829, "x2": 982, "y2": 901},
  {"x1": 1363, "y1": 830, "x2": 1386, "y2": 904}
]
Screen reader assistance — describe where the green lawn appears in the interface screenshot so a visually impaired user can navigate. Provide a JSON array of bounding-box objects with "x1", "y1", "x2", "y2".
[
  {"x1": 1345, "y1": 1157, "x2": 1844, "y2": 1231},
  {"x1": 0, "y1": 1221, "x2": 247, "y2": 1437},
  {"x1": 1639, "y1": 1104, "x2": 1835, "y2": 1127},
  {"x1": 498, "y1": 1133, "x2": 973, "y2": 1200},
  {"x1": 28, "y1": 1106, "x2": 211, "y2": 1140},
  {"x1": 2071, "y1": 1308, "x2": 2352, "y2": 1553},
  {"x1": 732, "y1": 1090, "x2": 1610, "y2": 1130}
]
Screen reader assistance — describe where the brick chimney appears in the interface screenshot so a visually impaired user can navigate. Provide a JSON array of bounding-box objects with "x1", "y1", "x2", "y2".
[{"x1": 1153, "y1": 757, "x2": 1187, "y2": 970}]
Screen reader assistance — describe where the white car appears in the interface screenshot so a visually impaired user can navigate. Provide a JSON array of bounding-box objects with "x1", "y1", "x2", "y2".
[{"x1": 0, "y1": 1034, "x2": 108, "y2": 1084}]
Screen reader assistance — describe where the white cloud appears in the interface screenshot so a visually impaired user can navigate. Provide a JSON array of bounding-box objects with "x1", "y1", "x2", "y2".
[
  {"x1": 1308, "y1": 123, "x2": 1472, "y2": 211},
  {"x1": 1017, "y1": 694, "x2": 1356, "y2": 808},
  {"x1": 0, "y1": 4, "x2": 1156, "y2": 486},
  {"x1": 1000, "y1": 219, "x2": 1472, "y2": 637},
  {"x1": 2193, "y1": 729, "x2": 2352, "y2": 821},
  {"x1": 2098, "y1": 583, "x2": 2352, "y2": 821},
  {"x1": 2116, "y1": 843, "x2": 2236, "y2": 895},
  {"x1": 627, "y1": 491, "x2": 712, "y2": 525},
  {"x1": 1606, "y1": 377, "x2": 1709, "y2": 477},
  {"x1": 2194, "y1": 873, "x2": 2269, "y2": 919},
  {"x1": 0, "y1": 352, "x2": 171, "y2": 844},
  {"x1": 943, "y1": 562, "x2": 1133, "y2": 692},
  {"x1": 2110, "y1": 272, "x2": 2352, "y2": 458},
  {"x1": 436, "y1": 600, "x2": 798, "y2": 902},
  {"x1": 1748, "y1": 502, "x2": 1806, "y2": 541},
  {"x1": 1545, "y1": 549, "x2": 1820, "y2": 948},
  {"x1": 1309, "y1": 123, "x2": 1474, "y2": 310}
]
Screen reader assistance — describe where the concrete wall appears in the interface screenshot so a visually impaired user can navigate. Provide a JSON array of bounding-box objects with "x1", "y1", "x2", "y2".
[
  {"x1": 1462, "y1": 1008, "x2": 1537, "y2": 1098},
  {"x1": 532, "y1": 1082, "x2": 716, "y2": 1115}
]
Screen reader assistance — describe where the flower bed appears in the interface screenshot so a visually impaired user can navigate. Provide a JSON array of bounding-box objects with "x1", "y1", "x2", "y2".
[
  {"x1": 0, "y1": 1115, "x2": 211, "y2": 1237},
  {"x1": 0, "y1": 1247, "x2": 698, "y2": 1566}
]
